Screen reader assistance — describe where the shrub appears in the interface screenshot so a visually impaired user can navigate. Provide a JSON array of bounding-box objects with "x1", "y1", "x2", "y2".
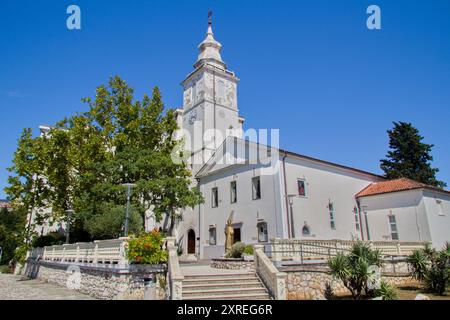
[
  {"x1": 243, "y1": 245, "x2": 254, "y2": 255},
  {"x1": 0, "y1": 265, "x2": 11, "y2": 274},
  {"x1": 408, "y1": 243, "x2": 450, "y2": 295},
  {"x1": 32, "y1": 232, "x2": 65, "y2": 248},
  {"x1": 375, "y1": 281, "x2": 398, "y2": 300},
  {"x1": 328, "y1": 241, "x2": 383, "y2": 300},
  {"x1": 126, "y1": 229, "x2": 167, "y2": 265},
  {"x1": 226, "y1": 242, "x2": 246, "y2": 258}
]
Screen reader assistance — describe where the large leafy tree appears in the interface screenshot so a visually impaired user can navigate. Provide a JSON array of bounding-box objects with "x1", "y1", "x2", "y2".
[
  {"x1": 380, "y1": 122, "x2": 446, "y2": 188},
  {"x1": 5, "y1": 129, "x2": 49, "y2": 244},
  {"x1": 0, "y1": 207, "x2": 28, "y2": 265},
  {"x1": 5, "y1": 76, "x2": 203, "y2": 241}
]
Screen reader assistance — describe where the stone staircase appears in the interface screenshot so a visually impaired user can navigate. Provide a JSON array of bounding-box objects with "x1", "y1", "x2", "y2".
[{"x1": 182, "y1": 272, "x2": 271, "y2": 300}]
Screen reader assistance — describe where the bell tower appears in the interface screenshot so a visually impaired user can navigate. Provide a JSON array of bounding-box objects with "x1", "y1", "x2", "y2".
[{"x1": 180, "y1": 12, "x2": 244, "y2": 170}]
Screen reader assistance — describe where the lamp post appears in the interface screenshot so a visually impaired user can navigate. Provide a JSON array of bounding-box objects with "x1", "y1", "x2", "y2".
[
  {"x1": 122, "y1": 183, "x2": 137, "y2": 237},
  {"x1": 65, "y1": 209, "x2": 74, "y2": 244},
  {"x1": 286, "y1": 194, "x2": 296, "y2": 238}
]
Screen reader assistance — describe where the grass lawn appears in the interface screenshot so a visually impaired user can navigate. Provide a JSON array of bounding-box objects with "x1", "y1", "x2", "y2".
[
  {"x1": 396, "y1": 285, "x2": 450, "y2": 300},
  {"x1": 0, "y1": 265, "x2": 12, "y2": 274}
]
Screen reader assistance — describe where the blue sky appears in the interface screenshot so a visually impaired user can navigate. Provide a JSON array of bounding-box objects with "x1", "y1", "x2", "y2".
[{"x1": 1, "y1": 0, "x2": 449, "y2": 198}]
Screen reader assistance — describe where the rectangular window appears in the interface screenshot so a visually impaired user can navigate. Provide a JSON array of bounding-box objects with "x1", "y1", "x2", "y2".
[
  {"x1": 354, "y1": 207, "x2": 360, "y2": 231},
  {"x1": 218, "y1": 80, "x2": 225, "y2": 98},
  {"x1": 252, "y1": 177, "x2": 261, "y2": 200},
  {"x1": 388, "y1": 215, "x2": 399, "y2": 240},
  {"x1": 209, "y1": 227, "x2": 216, "y2": 245},
  {"x1": 230, "y1": 181, "x2": 237, "y2": 203},
  {"x1": 211, "y1": 187, "x2": 218, "y2": 208},
  {"x1": 298, "y1": 179, "x2": 306, "y2": 197},
  {"x1": 329, "y1": 202, "x2": 336, "y2": 230}
]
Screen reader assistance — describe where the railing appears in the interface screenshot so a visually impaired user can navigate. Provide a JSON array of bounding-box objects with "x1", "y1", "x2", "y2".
[
  {"x1": 254, "y1": 245, "x2": 286, "y2": 300},
  {"x1": 38, "y1": 238, "x2": 129, "y2": 265},
  {"x1": 166, "y1": 237, "x2": 183, "y2": 300},
  {"x1": 269, "y1": 238, "x2": 426, "y2": 263}
]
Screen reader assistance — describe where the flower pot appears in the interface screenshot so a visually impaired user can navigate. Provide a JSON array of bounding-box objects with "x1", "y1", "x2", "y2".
[{"x1": 243, "y1": 254, "x2": 254, "y2": 261}]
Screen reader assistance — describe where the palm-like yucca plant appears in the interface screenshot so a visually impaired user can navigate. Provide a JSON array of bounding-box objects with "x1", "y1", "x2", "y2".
[
  {"x1": 376, "y1": 281, "x2": 398, "y2": 300},
  {"x1": 407, "y1": 249, "x2": 429, "y2": 281},
  {"x1": 328, "y1": 241, "x2": 384, "y2": 300},
  {"x1": 408, "y1": 243, "x2": 450, "y2": 295}
]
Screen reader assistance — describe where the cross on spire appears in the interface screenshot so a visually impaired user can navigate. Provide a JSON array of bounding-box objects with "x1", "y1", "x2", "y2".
[{"x1": 208, "y1": 10, "x2": 213, "y2": 26}]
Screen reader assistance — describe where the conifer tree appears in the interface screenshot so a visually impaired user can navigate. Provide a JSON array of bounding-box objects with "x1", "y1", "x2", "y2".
[{"x1": 380, "y1": 122, "x2": 446, "y2": 188}]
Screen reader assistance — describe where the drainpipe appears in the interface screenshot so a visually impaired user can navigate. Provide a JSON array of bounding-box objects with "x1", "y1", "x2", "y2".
[
  {"x1": 356, "y1": 199, "x2": 365, "y2": 241},
  {"x1": 282, "y1": 152, "x2": 291, "y2": 238}
]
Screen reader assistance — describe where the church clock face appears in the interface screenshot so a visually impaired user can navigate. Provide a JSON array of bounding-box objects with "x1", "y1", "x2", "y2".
[{"x1": 188, "y1": 109, "x2": 198, "y2": 125}]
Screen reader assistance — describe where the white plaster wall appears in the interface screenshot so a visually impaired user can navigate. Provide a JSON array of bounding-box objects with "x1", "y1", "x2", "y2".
[
  {"x1": 422, "y1": 190, "x2": 450, "y2": 249},
  {"x1": 283, "y1": 156, "x2": 382, "y2": 241},
  {"x1": 199, "y1": 163, "x2": 284, "y2": 259},
  {"x1": 358, "y1": 190, "x2": 432, "y2": 243}
]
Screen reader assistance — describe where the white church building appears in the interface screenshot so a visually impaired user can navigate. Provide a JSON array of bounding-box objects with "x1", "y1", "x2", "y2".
[
  {"x1": 32, "y1": 16, "x2": 449, "y2": 259},
  {"x1": 155, "y1": 16, "x2": 450, "y2": 259}
]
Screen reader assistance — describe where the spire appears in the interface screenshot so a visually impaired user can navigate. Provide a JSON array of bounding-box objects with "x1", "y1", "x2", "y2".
[{"x1": 194, "y1": 11, "x2": 226, "y2": 70}]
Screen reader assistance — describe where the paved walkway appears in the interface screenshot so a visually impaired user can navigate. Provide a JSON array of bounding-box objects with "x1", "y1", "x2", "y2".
[{"x1": 0, "y1": 274, "x2": 94, "y2": 300}]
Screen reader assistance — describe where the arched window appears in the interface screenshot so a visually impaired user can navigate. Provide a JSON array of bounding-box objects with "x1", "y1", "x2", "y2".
[{"x1": 302, "y1": 224, "x2": 311, "y2": 236}]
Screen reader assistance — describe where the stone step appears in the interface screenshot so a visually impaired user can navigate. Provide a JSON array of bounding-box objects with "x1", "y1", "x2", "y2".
[
  {"x1": 183, "y1": 272, "x2": 255, "y2": 278},
  {"x1": 183, "y1": 276, "x2": 258, "y2": 284},
  {"x1": 183, "y1": 292, "x2": 271, "y2": 300},
  {"x1": 183, "y1": 286, "x2": 268, "y2": 296},
  {"x1": 183, "y1": 281, "x2": 262, "y2": 290}
]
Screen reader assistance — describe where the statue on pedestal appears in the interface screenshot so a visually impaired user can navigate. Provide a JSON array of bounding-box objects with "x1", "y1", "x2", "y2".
[{"x1": 224, "y1": 211, "x2": 234, "y2": 254}]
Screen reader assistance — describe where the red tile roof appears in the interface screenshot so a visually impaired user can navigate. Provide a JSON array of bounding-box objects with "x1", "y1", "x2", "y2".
[{"x1": 356, "y1": 178, "x2": 449, "y2": 198}]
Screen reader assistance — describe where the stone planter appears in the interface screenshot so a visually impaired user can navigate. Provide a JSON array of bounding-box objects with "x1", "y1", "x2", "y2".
[{"x1": 210, "y1": 257, "x2": 254, "y2": 270}]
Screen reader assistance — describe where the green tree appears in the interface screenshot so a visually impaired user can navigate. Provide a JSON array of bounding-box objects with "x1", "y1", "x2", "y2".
[
  {"x1": 380, "y1": 122, "x2": 446, "y2": 188},
  {"x1": 5, "y1": 129, "x2": 48, "y2": 244},
  {"x1": 408, "y1": 243, "x2": 450, "y2": 295},
  {"x1": 6, "y1": 76, "x2": 203, "y2": 241},
  {"x1": 0, "y1": 207, "x2": 27, "y2": 265}
]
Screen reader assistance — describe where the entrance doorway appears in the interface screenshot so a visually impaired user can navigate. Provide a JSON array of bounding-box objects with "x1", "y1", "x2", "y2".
[
  {"x1": 233, "y1": 227, "x2": 241, "y2": 243},
  {"x1": 187, "y1": 229, "x2": 196, "y2": 254}
]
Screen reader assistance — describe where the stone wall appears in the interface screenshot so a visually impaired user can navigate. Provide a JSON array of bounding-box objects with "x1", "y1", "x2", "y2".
[
  {"x1": 210, "y1": 258, "x2": 254, "y2": 270},
  {"x1": 23, "y1": 260, "x2": 167, "y2": 300},
  {"x1": 282, "y1": 260, "x2": 417, "y2": 300}
]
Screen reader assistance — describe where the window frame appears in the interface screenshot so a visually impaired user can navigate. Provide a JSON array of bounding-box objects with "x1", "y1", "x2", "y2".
[
  {"x1": 257, "y1": 222, "x2": 268, "y2": 243},
  {"x1": 211, "y1": 187, "x2": 218, "y2": 208},
  {"x1": 209, "y1": 227, "x2": 217, "y2": 245},
  {"x1": 252, "y1": 176, "x2": 261, "y2": 200},
  {"x1": 302, "y1": 225, "x2": 311, "y2": 236},
  {"x1": 230, "y1": 181, "x2": 237, "y2": 204},
  {"x1": 329, "y1": 202, "x2": 336, "y2": 230},
  {"x1": 388, "y1": 214, "x2": 399, "y2": 240},
  {"x1": 353, "y1": 206, "x2": 360, "y2": 232},
  {"x1": 297, "y1": 179, "x2": 307, "y2": 197}
]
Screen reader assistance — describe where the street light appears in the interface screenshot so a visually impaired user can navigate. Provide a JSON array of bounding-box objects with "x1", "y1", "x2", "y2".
[
  {"x1": 286, "y1": 194, "x2": 297, "y2": 238},
  {"x1": 65, "y1": 209, "x2": 74, "y2": 244},
  {"x1": 122, "y1": 183, "x2": 137, "y2": 237}
]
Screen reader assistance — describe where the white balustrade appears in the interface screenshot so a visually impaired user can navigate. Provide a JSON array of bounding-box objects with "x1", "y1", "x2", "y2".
[
  {"x1": 270, "y1": 238, "x2": 426, "y2": 262},
  {"x1": 37, "y1": 238, "x2": 129, "y2": 265},
  {"x1": 254, "y1": 245, "x2": 286, "y2": 300}
]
